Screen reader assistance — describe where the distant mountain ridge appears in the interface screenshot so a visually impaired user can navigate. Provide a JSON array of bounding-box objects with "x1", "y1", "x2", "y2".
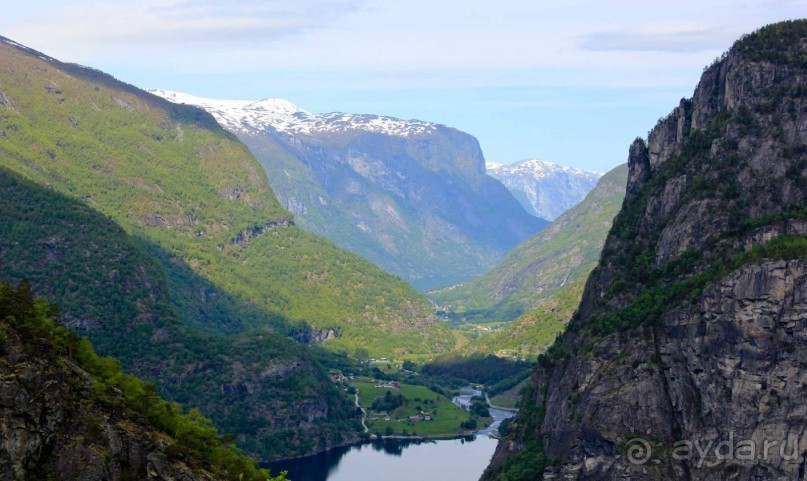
[
  {"x1": 149, "y1": 89, "x2": 439, "y2": 138},
  {"x1": 487, "y1": 159, "x2": 602, "y2": 221},
  {"x1": 152, "y1": 89, "x2": 548, "y2": 289}
]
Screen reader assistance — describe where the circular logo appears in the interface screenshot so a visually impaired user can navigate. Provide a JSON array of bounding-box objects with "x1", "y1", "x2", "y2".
[{"x1": 626, "y1": 438, "x2": 652, "y2": 465}]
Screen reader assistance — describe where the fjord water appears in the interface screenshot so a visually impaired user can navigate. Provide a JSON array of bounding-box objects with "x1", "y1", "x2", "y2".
[
  {"x1": 270, "y1": 436, "x2": 500, "y2": 481},
  {"x1": 268, "y1": 393, "x2": 514, "y2": 481}
]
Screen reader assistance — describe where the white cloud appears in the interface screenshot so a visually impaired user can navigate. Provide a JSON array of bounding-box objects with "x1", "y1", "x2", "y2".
[
  {"x1": 2, "y1": 1, "x2": 805, "y2": 171},
  {"x1": 4, "y1": 0, "x2": 363, "y2": 47},
  {"x1": 2, "y1": 0, "x2": 805, "y2": 90},
  {"x1": 579, "y1": 22, "x2": 743, "y2": 53}
]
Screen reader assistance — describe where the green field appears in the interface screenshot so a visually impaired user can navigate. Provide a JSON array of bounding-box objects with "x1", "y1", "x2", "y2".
[
  {"x1": 355, "y1": 381, "x2": 483, "y2": 437},
  {"x1": 488, "y1": 378, "x2": 529, "y2": 409}
]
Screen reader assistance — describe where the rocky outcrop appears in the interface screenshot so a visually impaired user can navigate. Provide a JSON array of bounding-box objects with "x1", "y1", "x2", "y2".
[
  {"x1": 0, "y1": 90, "x2": 16, "y2": 112},
  {"x1": 483, "y1": 20, "x2": 807, "y2": 481},
  {"x1": 227, "y1": 218, "x2": 294, "y2": 246},
  {"x1": 291, "y1": 326, "x2": 341, "y2": 344},
  {"x1": 0, "y1": 331, "x2": 218, "y2": 481}
]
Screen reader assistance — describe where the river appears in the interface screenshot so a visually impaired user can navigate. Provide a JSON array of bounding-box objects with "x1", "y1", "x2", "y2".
[{"x1": 266, "y1": 388, "x2": 515, "y2": 481}]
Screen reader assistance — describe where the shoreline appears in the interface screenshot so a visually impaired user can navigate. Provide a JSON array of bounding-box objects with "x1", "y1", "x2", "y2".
[
  {"x1": 265, "y1": 425, "x2": 493, "y2": 465},
  {"x1": 266, "y1": 386, "x2": 514, "y2": 465},
  {"x1": 266, "y1": 394, "x2": 518, "y2": 466}
]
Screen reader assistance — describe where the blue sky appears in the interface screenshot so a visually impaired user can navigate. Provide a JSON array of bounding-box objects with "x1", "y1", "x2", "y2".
[{"x1": 1, "y1": 1, "x2": 805, "y2": 171}]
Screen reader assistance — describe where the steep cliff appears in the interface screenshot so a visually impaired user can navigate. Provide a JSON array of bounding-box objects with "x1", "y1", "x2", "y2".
[
  {"x1": 150, "y1": 90, "x2": 548, "y2": 290},
  {"x1": 483, "y1": 20, "x2": 807, "y2": 481}
]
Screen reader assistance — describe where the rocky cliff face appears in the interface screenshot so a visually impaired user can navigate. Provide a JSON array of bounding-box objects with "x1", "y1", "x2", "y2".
[
  {"x1": 0, "y1": 338, "x2": 214, "y2": 481},
  {"x1": 0, "y1": 286, "x2": 279, "y2": 481},
  {"x1": 487, "y1": 159, "x2": 602, "y2": 221},
  {"x1": 483, "y1": 20, "x2": 807, "y2": 481},
  {"x1": 151, "y1": 90, "x2": 547, "y2": 290}
]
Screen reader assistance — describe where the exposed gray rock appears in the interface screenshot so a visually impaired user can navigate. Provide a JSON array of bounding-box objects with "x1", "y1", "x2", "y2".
[
  {"x1": 0, "y1": 90, "x2": 16, "y2": 112},
  {"x1": 0, "y1": 340, "x2": 218, "y2": 481},
  {"x1": 484, "y1": 21, "x2": 807, "y2": 481}
]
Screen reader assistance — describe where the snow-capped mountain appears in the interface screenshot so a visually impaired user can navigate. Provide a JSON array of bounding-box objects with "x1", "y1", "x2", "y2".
[
  {"x1": 151, "y1": 89, "x2": 546, "y2": 289},
  {"x1": 148, "y1": 89, "x2": 437, "y2": 138},
  {"x1": 487, "y1": 159, "x2": 603, "y2": 221}
]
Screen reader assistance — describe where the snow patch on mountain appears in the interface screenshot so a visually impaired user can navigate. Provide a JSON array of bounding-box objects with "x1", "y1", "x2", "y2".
[
  {"x1": 149, "y1": 89, "x2": 438, "y2": 138},
  {"x1": 488, "y1": 159, "x2": 603, "y2": 221},
  {"x1": 485, "y1": 161, "x2": 503, "y2": 170}
]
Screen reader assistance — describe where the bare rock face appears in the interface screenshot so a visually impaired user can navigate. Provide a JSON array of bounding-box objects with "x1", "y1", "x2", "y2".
[
  {"x1": 0, "y1": 340, "x2": 216, "y2": 481},
  {"x1": 506, "y1": 260, "x2": 806, "y2": 481},
  {"x1": 483, "y1": 21, "x2": 807, "y2": 481}
]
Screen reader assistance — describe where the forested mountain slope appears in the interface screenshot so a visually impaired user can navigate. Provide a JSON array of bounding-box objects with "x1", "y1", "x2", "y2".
[
  {"x1": 0, "y1": 35, "x2": 454, "y2": 460},
  {"x1": 0, "y1": 166, "x2": 360, "y2": 460},
  {"x1": 0, "y1": 35, "x2": 452, "y2": 356},
  {"x1": 0, "y1": 281, "x2": 286, "y2": 480}
]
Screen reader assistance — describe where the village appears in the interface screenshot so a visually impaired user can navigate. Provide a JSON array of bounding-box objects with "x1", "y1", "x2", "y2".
[{"x1": 328, "y1": 369, "x2": 490, "y2": 437}]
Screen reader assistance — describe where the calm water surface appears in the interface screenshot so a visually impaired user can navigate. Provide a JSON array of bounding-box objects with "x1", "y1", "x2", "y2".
[{"x1": 267, "y1": 389, "x2": 515, "y2": 481}]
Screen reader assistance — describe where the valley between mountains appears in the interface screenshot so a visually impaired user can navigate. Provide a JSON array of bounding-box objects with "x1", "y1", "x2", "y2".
[{"x1": 0, "y1": 17, "x2": 805, "y2": 481}]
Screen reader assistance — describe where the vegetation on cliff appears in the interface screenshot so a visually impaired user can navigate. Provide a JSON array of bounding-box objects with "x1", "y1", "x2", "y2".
[{"x1": 0, "y1": 280, "x2": 286, "y2": 480}]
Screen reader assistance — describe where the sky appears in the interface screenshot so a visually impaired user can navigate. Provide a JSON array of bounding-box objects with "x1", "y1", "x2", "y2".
[{"x1": 1, "y1": 1, "x2": 804, "y2": 172}]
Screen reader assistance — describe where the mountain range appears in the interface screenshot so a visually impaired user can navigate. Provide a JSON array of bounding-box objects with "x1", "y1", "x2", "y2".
[
  {"x1": 0, "y1": 34, "x2": 458, "y2": 460},
  {"x1": 487, "y1": 159, "x2": 602, "y2": 221},
  {"x1": 149, "y1": 89, "x2": 548, "y2": 290},
  {"x1": 5, "y1": 17, "x2": 805, "y2": 481}
]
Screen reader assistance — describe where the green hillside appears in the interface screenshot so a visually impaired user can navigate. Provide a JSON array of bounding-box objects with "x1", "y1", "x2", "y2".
[
  {"x1": 428, "y1": 164, "x2": 627, "y2": 325},
  {"x1": 0, "y1": 166, "x2": 361, "y2": 460},
  {"x1": 0, "y1": 37, "x2": 453, "y2": 357},
  {"x1": 464, "y1": 277, "x2": 587, "y2": 356}
]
